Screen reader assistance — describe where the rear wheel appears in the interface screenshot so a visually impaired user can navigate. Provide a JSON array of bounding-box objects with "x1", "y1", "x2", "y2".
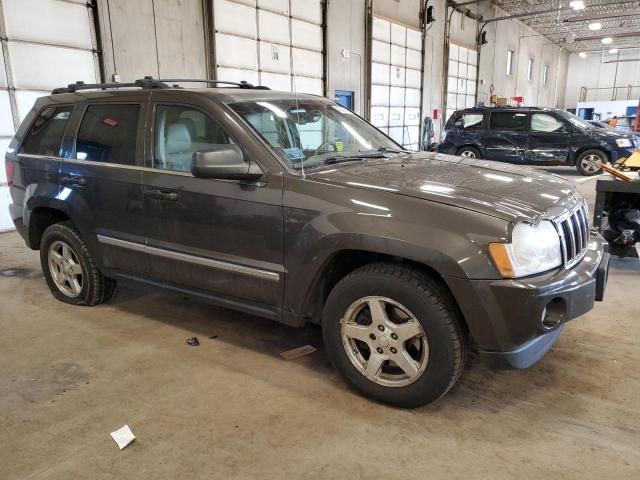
[
  {"x1": 322, "y1": 262, "x2": 467, "y2": 408},
  {"x1": 40, "y1": 222, "x2": 116, "y2": 306},
  {"x1": 457, "y1": 146, "x2": 482, "y2": 159},
  {"x1": 576, "y1": 149, "x2": 606, "y2": 176}
]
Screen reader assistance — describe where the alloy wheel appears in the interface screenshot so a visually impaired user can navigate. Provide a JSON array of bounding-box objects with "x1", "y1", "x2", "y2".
[
  {"x1": 580, "y1": 154, "x2": 602, "y2": 174},
  {"x1": 48, "y1": 240, "x2": 83, "y2": 298},
  {"x1": 460, "y1": 150, "x2": 476, "y2": 158},
  {"x1": 340, "y1": 296, "x2": 429, "y2": 387}
]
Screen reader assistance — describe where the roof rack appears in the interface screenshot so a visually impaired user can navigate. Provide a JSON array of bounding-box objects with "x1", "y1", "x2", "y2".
[
  {"x1": 156, "y1": 78, "x2": 270, "y2": 90},
  {"x1": 51, "y1": 76, "x2": 270, "y2": 94}
]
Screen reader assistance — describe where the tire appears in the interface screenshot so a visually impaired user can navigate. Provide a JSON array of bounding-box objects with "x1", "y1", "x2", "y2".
[
  {"x1": 322, "y1": 262, "x2": 467, "y2": 408},
  {"x1": 576, "y1": 149, "x2": 606, "y2": 176},
  {"x1": 457, "y1": 146, "x2": 482, "y2": 159},
  {"x1": 40, "y1": 222, "x2": 117, "y2": 306}
]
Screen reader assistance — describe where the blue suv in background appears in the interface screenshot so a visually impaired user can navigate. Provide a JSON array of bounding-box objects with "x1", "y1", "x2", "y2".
[{"x1": 438, "y1": 107, "x2": 639, "y2": 176}]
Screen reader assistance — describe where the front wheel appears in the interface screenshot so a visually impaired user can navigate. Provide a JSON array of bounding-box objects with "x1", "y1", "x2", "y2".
[
  {"x1": 322, "y1": 263, "x2": 467, "y2": 408},
  {"x1": 40, "y1": 222, "x2": 116, "y2": 306},
  {"x1": 576, "y1": 149, "x2": 606, "y2": 176}
]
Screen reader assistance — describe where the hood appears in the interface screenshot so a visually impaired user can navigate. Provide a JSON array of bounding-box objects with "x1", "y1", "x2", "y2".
[
  {"x1": 588, "y1": 127, "x2": 637, "y2": 141},
  {"x1": 309, "y1": 152, "x2": 581, "y2": 222}
]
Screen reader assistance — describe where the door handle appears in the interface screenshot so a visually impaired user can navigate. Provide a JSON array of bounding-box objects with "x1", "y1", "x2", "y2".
[
  {"x1": 145, "y1": 188, "x2": 179, "y2": 201},
  {"x1": 61, "y1": 176, "x2": 87, "y2": 187}
]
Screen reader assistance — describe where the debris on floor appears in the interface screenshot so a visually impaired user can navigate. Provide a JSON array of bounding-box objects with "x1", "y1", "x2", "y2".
[
  {"x1": 0, "y1": 269, "x2": 16, "y2": 276},
  {"x1": 280, "y1": 345, "x2": 317, "y2": 360},
  {"x1": 209, "y1": 335, "x2": 218, "y2": 339},
  {"x1": 110, "y1": 425, "x2": 136, "y2": 450},
  {"x1": 186, "y1": 337, "x2": 200, "y2": 347}
]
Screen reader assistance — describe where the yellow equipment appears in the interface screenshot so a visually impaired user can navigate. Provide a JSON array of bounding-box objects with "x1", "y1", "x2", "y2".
[{"x1": 615, "y1": 150, "x2": 640, "y2": 169}]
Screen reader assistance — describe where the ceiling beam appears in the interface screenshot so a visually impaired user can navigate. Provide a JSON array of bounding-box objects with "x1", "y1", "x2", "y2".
[
  {"x1": 575, "y1": 31, "x2": 640, "y2": 41},
  {"x1": 563, "y1": 10, "x2": 640, "y2": 23}
]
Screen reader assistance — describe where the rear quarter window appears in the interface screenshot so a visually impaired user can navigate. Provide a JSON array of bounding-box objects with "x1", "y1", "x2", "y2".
[
  {"x1": 454, "y1": 113, "x2": 484, "y2": 129},
  {"x1": 19, "y1": 106, "x2": 73, "y2": 156}
]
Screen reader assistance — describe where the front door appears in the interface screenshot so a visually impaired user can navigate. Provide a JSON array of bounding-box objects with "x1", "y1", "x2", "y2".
[
  {"x1": 60, "y1": 94, "x2": 150, "y2": 277},
  {"x1": 141, "y1": 95, "x2": 284, "y2": 308},
  {"x1": 527, "y1": 112, "x2": 571, "y2": 164},
  {"x1": 483, "y1": 111, "x2": 529, "y2": 163}
]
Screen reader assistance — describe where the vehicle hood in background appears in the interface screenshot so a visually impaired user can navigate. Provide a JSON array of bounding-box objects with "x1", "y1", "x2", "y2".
[{"x1": 309, "y1": 152, "x2": 581, "y2": 222}]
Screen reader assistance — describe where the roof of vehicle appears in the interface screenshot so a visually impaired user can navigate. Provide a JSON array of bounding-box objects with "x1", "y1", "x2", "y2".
[
  {"x1": 453, "y1": 106, "x2": 558, "y2": 113},
  {"x1": 46, "y1": 77, "x2": 325, "y2": 105}
]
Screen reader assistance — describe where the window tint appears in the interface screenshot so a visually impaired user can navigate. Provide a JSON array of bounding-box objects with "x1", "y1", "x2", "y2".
[
  {"x1": 455, "y1": 113, "x2": 484, "y2": 129},
  {"x1": 20, "y1": 106, "x2": 72, "y2": 156},
  {"x1": 154, "y1": 105, "x2": 232, "y2": 172},
  {"x1": 490, "y1": 112, "x2": 528, "y2": 131},
  {"x1": 76, "y1": 104, "x2": 140, "y2": 165},
  {"x1": 531, "y1": 113, "x2": 565, "y2": 133}
]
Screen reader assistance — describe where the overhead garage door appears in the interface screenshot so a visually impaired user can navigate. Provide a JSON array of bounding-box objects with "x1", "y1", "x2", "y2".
[
  {"x1": 213, "y1": 0, "x2": 324, "y2": 95},
  {"x1": 370, "y1": 16, "x2": 422, "y2": 150},
  {"x1": 446, "y1": 43, "x2": 478, "y2": 123},
  {"x1": 0, "y1": 0, "x2": 99, "y2": 231}
]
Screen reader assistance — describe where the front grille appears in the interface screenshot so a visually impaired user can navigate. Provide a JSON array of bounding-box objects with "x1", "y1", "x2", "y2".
[{"x1": 555, "y1": 201, "x2": 590, "y2": 268}]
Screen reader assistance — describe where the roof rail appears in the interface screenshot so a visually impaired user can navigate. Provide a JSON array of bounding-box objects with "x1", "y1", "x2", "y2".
[
  {"x1": 51, "y1": 76, "x2": 169, "y2": 94},
  {"x1": 51, "y1": 76, "x2": 270, "y2": 94},
  {"x1": 156, "y1": 78, "x2": 270, "y2": 90}
]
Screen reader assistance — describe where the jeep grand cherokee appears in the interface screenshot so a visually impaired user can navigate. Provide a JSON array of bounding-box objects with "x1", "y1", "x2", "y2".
[{"x1": 5, "y1": 78, "x2": 609, "y2": 407}]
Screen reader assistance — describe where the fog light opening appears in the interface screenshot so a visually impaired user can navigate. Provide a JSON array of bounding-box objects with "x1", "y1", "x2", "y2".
[{"x1": 542, "y1": 298, "x2": 566, "y2": 329}]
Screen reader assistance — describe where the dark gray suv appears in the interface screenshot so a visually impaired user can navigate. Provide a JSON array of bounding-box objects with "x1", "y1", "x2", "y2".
[{"x1": 5, "y1": 78, "x2": 609, "y2": 407}]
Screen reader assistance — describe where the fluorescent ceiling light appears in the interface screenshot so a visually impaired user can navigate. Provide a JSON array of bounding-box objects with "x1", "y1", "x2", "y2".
[
  {"x1": 609, "y1": 48, "x2": 618, "y2": 54},
  {"x1": 601, "y1": 37, "x2": 613, "y2": 44},
  {"x1": 588, "y1": 22, "x2": 602, "y2": 31},
  {"x1": 579, "y1": 51, "x2": 587, "y2": 58},
  {"x1": 569, "y1": 0, "x2": 585, "y2": 10}
]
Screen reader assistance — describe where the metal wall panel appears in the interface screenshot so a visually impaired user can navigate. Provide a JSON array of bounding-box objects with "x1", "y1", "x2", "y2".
[
  {"x1": 3, "y1": 0, "x2": 92, "y2": 49},
  {"x1": 154, "y1": 0, "x2": 207, "y2": 78},
  {"x1": 9, "y1": 43, "x2": 95, "y2": 91},
  {"x1": 369, "y1": 16, "x2": 423, "y2": 150},
  {"x1": 0, "y1": 91, "x2": 13, "y2": 136},
  {"x1": 214, "y1": 0, "x2": 324, "y2": 94}
]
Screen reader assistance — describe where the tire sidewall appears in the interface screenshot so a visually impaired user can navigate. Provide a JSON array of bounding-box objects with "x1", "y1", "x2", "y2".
[
  {"x1": 323, "y1": 270, "x2": 460, "y2": 407},
  {"x1": 457, "y1": 146, "x2": 481, "y2": 159},
  {"x1": 576, "y1": 149, "x2": 605, "y2": 176},
  {"x1": 40, "y1": 225, "x2": 93, "y2": 305}
]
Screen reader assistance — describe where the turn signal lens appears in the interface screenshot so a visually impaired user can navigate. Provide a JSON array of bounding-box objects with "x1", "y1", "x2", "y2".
[{"x1": 488, "y1": 243, "x2": 515, "y2": 277}]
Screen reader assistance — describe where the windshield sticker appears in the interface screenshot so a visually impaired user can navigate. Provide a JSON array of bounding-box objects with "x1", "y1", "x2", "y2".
[{"x1": 284, "y1": 147, "x2": 305, "y2": 161}]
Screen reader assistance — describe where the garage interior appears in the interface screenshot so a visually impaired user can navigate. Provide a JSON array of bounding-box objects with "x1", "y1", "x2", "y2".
[{"x1": 1, "y1": 0, "x2": 640, "y2": 478}]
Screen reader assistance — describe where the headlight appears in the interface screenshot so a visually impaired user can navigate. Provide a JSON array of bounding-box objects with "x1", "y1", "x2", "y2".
[
  {"x1": 615, "y1": 138, "x2": 632, "y2": 148},
  {"x1": 489, "y1": 220, "x2": 562, "y2": 278}
]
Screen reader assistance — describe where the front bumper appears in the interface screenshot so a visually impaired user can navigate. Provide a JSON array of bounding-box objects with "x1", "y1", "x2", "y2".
[
  {"x1": 609, "y1": 147, "x2": 636, "y2": 163},
  {"x1": 445, "y1": 233, "x2": 609, "y2": 369}
]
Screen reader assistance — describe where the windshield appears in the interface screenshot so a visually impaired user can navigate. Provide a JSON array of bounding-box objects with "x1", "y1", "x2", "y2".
[
  {"x1": 555, "y1": 110, "x2": 594, "y2": 130},
  {"x1": 228, "y1": 98, "x2": 404, "y2": 169}
]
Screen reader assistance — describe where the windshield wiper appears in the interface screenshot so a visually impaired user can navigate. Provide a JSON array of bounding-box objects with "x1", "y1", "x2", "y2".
[{"x1": 322, "y1": 152, "x2": 388, "y2": 165}]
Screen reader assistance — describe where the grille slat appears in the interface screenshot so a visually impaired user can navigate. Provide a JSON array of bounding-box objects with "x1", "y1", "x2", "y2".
[{"x1": 555, "y1": 201, "x2": 590, "y2": 268}]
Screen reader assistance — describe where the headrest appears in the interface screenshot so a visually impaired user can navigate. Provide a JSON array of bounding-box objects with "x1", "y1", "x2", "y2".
[
  {"x1": 166, "y1": 123, "x2": 191, "y2": 154},
  {"x1": 176, "y1": 118, "x2": 197, "y2": 139}
]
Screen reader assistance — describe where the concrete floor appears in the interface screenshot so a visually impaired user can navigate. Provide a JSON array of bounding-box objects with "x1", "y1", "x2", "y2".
[{"x1": 1, "y1": 167, "x2": 639, "y2": 479}]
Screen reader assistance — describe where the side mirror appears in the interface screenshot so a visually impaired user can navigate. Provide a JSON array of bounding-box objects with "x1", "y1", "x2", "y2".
[{"x1": 191, "y1": 145, "x2": 263, "y2": 181}]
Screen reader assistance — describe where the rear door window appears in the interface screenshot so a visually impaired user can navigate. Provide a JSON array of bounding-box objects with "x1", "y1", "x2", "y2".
[
  {"x1": 75, "y1": 104, "x2": 141, "y2": 165},
  {"x1": 20, "y1": 106, "x2": 73, "y2": 156},
  {"x1": 490, "y1": 112, "x2": 529, "y2": 131}
]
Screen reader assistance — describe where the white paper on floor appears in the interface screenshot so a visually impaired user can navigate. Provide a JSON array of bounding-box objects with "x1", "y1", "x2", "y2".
[{"x1": 110, "y1": 424, "x2": 136, "y2": 450}]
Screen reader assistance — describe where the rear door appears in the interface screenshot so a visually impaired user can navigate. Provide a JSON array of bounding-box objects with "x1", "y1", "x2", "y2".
[
  {"x1": 60, "y1": 93, "x2": 150, "y2": 276},
  {"x1": 527, "y1": 112, "x2": 570, "y2": 164},
  {"x1": 483, "y1": 111, "x2": 529, "y2": 163}
]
